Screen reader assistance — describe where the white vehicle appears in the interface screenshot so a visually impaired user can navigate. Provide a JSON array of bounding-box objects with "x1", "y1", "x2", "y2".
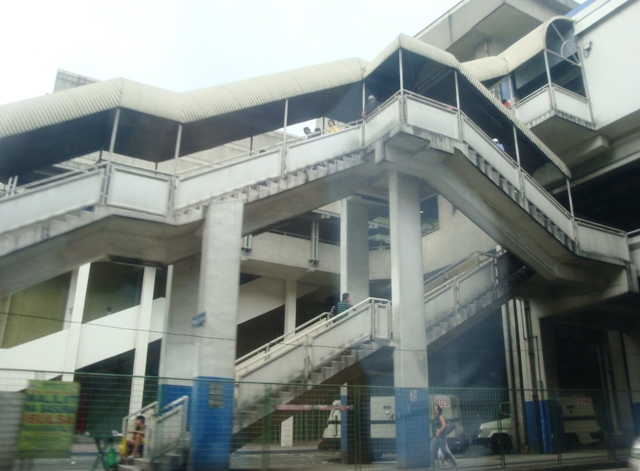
[
  {"x1": 318, "y1": 395, "x2": 468, "y2": 456},
  {"x1": 477, "y1": 396, "x2": 603, "y2": 454},
  {"x1": 629, "y1": 436, "x2": 640, "y2": 471}
]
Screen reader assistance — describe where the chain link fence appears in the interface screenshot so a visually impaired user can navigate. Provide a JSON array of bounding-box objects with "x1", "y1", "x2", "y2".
[{"x1": 0, "y1": 369, "x2": 633, "y2": 470}]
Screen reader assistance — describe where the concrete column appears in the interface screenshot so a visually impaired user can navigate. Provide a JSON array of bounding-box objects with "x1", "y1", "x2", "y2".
[
  {"x1": 280, "y1": 416, "x2": 294, "y2": 447},
  {"x1": 503, "y1": 301, "x2": 526, "y2": 452},
  {"x1": 284, "y1": 277, "x2": 297, "y2": 338},
  {"x1": 623, "y1": 328, "x2": 640, "y2": 435},
  {"x1": 157, "y1": 258, "x2": 200, "y2": 414},
  {"x1": 129, "y1": 267, "x2": 156, "y2": 413},
  {"x1": 190, "y1": 201, "x2": 243, "y2": 471},
  {"x1": 0, "y1": 294, "x2": 11, "y2": 347},
  {"x1": 159, "y1": 257, "x2": 200, "y2": 384},
  {"x1": 388, "y1": 172, "x2": 429, "y2": 468},
  {"x1": 605, "y1": 331, "x2": 634, "y2": 440},
  {"x1": 516, "y1": 299, "x2": 561, "y2": 454},
  {"x1": 62, "y1": 263, "x2": 91, "y2": 382},
  {"x1": 340, "y1": 197, "x2": 370, "y2": 303}
]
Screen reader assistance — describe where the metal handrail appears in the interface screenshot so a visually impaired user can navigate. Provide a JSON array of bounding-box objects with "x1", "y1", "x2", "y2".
[
  {"x1": 423, "y1": 251, "x2": 495, "y2": 287},
  {"x1": 235, "y1": 311, "x2": 333, "y2": 365},
  {"x1": 511, "y1": 84, "x2": 551, "y2": 109},
  {"x1": 424, "y1": 251, "x2": 500, "y2": 301},
  {"x1": 149, "y1": 395, "x2": 189, "y2": 461},
  {"x1": 576, "y1": 217, "x2": 627, "y2": 236},
  {"x1": 235, "y1": 297, "x2": 390, "y2": 374},
  {"x1": 403, "y1": 90, "x2": 459, "y2": 113},
  {"x1": 461, "y1": 112, "x2": 576, "y2": 231}
]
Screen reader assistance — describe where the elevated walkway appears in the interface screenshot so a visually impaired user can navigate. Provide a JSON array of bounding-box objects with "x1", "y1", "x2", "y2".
[{"x1": 0, "y1": 92, "x2": 631, "y2": 298}]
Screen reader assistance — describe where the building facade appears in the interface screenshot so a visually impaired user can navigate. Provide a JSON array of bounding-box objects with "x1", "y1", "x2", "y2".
[{"x1": 1, "y1": 0, "x2": 639, "y2": 468}]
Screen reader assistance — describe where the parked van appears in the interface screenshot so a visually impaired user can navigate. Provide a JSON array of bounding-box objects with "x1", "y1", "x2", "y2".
[
  {"x1": 477, "y1": 396, "x2": 603, "y2": 454},
  {"x1": 318, "y1": 395, "x2": 468, "y2": 456}
]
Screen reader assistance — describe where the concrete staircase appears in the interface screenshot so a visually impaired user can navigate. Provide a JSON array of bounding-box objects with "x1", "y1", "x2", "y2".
[
  {"x1": 230, "y1": 252, "x2": 530, "y2": 452},
  {"x1": 232, "y1": 339, "x2": 390, "y2": 451}
]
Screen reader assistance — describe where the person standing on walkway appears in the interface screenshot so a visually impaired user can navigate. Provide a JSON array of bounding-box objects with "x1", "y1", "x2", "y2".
[
  {"x1": 430, "y1": 405, "x2": 457, "y2": 470},
  {"x1": 326, "y1": 119, "x2": 340, "y2": 134},
  {"x1": 336, "y1": 292, "x2": 353, "y2": 315},
  {"x1": 362, "y1": 95, "x2": 380, "y2": 119}
]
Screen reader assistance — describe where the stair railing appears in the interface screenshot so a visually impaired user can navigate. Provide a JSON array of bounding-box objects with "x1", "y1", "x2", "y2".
[
  {"x1": 424, "y1": 251, "x2": 501, "y2": 330},
  {"x1": 234, "y1": 298, "x2": 391, "y2": 409},
  {"x1": 148, "y1": 395, "x2": 190, "y2": 461}
]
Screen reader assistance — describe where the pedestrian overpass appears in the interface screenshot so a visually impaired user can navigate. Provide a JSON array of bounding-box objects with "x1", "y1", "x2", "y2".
[
  {"x1": 0, "y1": 91, "x2": 630, "y2": 298},
  {"x1": 0, "y1": 33, "x2": 635, "y2": 469}
]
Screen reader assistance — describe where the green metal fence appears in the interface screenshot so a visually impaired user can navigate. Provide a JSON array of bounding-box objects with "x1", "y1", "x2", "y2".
[{"x1": 0, "y1": 369, "x2": 633, "y2": 470}]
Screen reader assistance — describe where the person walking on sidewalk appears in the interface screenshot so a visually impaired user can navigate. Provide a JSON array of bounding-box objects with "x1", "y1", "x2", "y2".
[{"x1": 430, "y1": 405, "x2": 457, "y2": 470}]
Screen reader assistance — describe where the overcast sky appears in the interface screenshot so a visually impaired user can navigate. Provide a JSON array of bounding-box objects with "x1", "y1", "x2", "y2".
[
  {"x1": 0, "y1": 0, "x2": 477, "y2": 106},
  {"x1": 1, "y1": 0, "x2": 584, "y2": 128}
]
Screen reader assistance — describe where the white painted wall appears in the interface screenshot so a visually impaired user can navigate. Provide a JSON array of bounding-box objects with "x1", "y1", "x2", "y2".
[
  {"x1": 237, "y1": 277, "x2": 318, "y2": 324},
  {"x1": 0, "y1": 299, "x2": 165, "y2": 391},
  {"x1": 422, "y1": 197, "x2": 497, "y2": 273},
  {"x1": 577, "y1": 0, "x2": 640, "y2": 129}
]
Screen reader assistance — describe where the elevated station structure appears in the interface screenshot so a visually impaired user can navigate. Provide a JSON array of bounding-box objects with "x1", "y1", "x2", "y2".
[{"x1": 1, "y1": 0, "x2": 640, "y2": 468}]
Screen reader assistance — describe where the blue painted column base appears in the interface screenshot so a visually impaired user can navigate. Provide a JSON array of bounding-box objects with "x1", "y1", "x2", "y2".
[
  {"x1": 395, "y1": 388, "x2": 430, "y2": 469},
  {"x1": 189, "y1": 376, "x2": 234, "y2": 471},
  {"x1": 525, "y1": 399, "x2": 563, "y2": 454},
  {"x1": 158, "y1": 383, "x2": 192, "y2": 409}
]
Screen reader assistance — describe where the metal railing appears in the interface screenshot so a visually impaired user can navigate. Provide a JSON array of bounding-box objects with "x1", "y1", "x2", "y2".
[
  {"x1": 235, "y1": 297, "x2": 392, "y2": 380},
  {"x1": 148, "y1": 395, "x2": 190, "y2": 460}
]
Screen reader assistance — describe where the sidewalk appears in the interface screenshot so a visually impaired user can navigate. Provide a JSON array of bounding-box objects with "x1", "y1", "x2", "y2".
[{"x1": 9, "y1": 443, "x2": 630, "y2": 471}]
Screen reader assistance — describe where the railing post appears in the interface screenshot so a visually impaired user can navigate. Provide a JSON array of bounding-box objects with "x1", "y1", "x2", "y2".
[
  {"x1": 513, "y1": 125, "x2": 528, "y2": 211},
  {"x1": 566, "y1": 178, "x2": 579, "y2": 248},
  {"x1": 399, "y1": 49, "x2": 406, "y2": 124},
  {"x1": 282, "y1": 99, "x2": 289, "y2": 177},
  {"x1": 106, "y1": 108, "x2": 120, "y2": 163},
  {"x1": 455, "y1": 72, "x2": 463, "y2": 140},
  {"x1": 169, "y1": 124, "x2": 183, "y2": 214},
  {"x1": 543, "y1": 50, "x2": 556, "y2": 111}
]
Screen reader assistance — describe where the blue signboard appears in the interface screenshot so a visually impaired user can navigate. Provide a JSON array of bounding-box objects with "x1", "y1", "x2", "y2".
[{"x1": 192, "y1": 311, "x2": 206, "y2": 328}]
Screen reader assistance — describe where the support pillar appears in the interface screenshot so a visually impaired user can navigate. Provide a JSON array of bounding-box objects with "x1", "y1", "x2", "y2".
[
  {"x1": 503, "y1": 301, "x2": 526, "y2": 452},
  {"x1": 624, "y1": 328, "x2": 640, "y2": 435},
  {"x1": 280, "y1": 416, "x2": 293, "y2": 447},
  {"x1": 516, "y1": 300, "x2": 561, "y2": 454},
  {"x1": 62, "y1": 264, "x2": 91, "y2": 382},
  {"x1": 284, "y1": 276, "x2": 297, "y2": 338},
  {"x1": 340, "y1": 197, "x2": 370, "y2": 303},
  {"x1": 158, "y1": 256, "x2": 200, "y2": 406},
  {"x1": 190, "y1": 201, "x2": 243, "y2": 471},
  {"x1": 129, "y1": 267, "x2": 156, "y2": 413},
  {"x1": 605, "y1": 331, "x2": 635, "y2": 441},
  {"x1": 0, "y1": 294, "x2": 11, "y2": 347},
  {"x1": 388, "y1": 172, "x2": 429, "y2": 468}
]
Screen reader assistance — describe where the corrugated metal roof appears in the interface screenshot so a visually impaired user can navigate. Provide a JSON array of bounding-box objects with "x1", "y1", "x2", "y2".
[
  {"x1": 462, "y1": 56, "x2": 509, "y2": 82},
  {"x1": 460, "y1": 17, "x2": 576, "y2": 82},
  {"x1": 0, "y1": 34, "x2": 568, "y2": 176},
  {"x1": 0, "y1": 58, "x2": 365, "y2": 139},
  {"x1": 0, "y1": 80, "x2": 122, "y2": 138},
  {"x1": 182, "y1": 58, "x2": 366, "y2": 122},
  {"x1": 364, "y1": 33, "x2": 459, "y2": 77}
]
